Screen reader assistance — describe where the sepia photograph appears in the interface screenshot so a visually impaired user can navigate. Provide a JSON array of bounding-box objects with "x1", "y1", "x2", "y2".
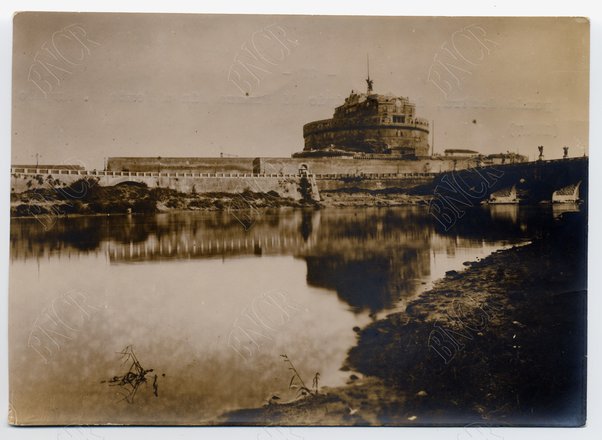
[{"x1": 8, "y1": 12, "x2": 588, "y2": 428}]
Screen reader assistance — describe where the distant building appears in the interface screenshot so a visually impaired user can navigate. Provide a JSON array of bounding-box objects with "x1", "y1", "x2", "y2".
[
  {"x1": 482, "y1": 152, "x2": 528, "y2": 165},
  {"x1": 443, "y1": 149, "x2": 480, "y2": 158}
]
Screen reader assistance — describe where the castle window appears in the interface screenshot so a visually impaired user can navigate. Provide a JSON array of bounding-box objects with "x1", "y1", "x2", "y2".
[{"x1": 393, "y1": 115, "x2": 405, "y2": 123}]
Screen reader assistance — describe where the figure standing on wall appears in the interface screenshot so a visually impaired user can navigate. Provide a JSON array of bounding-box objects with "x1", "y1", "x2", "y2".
[
  {"x1": 538, "y1": 145, "x2": 544, "y2": 161},
  {"x1": 563, "y1": 146, "x2": 569, "y2": 159}
]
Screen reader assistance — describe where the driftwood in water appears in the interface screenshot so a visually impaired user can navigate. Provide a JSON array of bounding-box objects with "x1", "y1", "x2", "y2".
[{"x1": 101, "y1": 345, "x2": 159, "y2": 403}]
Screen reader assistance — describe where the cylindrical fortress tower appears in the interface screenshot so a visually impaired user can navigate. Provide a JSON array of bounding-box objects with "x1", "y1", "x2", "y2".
[{"x1": 301, "y1": 78, "x2": 430, "y2": 158}]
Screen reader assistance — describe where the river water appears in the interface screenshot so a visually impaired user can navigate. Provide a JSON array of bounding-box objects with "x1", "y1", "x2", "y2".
[{"x1": 9, "y1": 205, "x2": 573, "y2": 424}]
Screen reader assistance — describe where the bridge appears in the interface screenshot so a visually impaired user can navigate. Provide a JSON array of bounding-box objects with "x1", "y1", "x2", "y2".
[
  {"x1": 426, "y1": 157, "x2": 588, "y2": 229},
  {"x1": 435, "y1": 157, "x2": 587, "y2": 201}
]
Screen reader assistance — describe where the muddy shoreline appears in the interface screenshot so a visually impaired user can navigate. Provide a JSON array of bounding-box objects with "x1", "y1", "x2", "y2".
[{"x1": 220, "y1": 211, "x2": 587, "y2": 426}]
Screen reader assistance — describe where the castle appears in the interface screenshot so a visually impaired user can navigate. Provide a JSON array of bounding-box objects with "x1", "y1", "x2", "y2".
[
  {"x1": 299, "y1": 75, "x2": 430, "y2": 158},
  {"x1": 106, "y1": 75, "x2": 524, "y2": 176}
]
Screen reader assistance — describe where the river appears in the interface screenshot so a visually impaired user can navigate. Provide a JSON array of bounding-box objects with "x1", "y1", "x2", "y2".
[{"x1": 9, "y1": 204, "x2": 575, "y2": 424}]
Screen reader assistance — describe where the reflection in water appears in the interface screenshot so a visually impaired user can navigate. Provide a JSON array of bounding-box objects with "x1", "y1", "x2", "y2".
[
  {"x1": 11, "y1": 206, "x2": 551, "y2": 314},
  {"x1": 488, "y1": 204, "x2": 519, "y2": 224},
  {"x1": 9, "y1": 206, "x2": 564, "y2": 424},
  {"x1": 552, "y1": 202, "x2": 582, "y2": 219},
  {"x1": 305, "y1": 252, "x2": 426, "y2": 313}
]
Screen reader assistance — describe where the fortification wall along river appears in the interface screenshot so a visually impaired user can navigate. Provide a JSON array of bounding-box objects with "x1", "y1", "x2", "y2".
[
  {"x1": 10, "y1": 168, "x2": 313, "y2": 201},
  {"x1": 106, "y1": 156, "x2": 472, "y2": 175},
  {"x1": 10, "y1": 167, "x2": 434, "y2": 199}
]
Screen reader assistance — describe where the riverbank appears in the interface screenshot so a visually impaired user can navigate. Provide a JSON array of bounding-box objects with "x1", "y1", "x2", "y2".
[
  {"x1": 10, "y1": 181, "x2": 432, "y2": 218},
  {"x1": 10, "y1": 181, "x2": 315, "y2": 218},
  {"x1": 319, "y1": 188, "x2": 431, "y2": 208},
  {"x1": 220, "y1": 210, "x2": 587, "y2": 426}
]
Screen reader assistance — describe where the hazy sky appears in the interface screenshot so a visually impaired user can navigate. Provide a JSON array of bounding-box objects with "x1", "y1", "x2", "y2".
[{"x1": 12, "y1": 13, "x2": 589, "y2": 169}]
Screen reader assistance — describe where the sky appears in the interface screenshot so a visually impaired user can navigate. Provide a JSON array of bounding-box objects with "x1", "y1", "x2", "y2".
[{"x1": 11, "y1": 13, "x2": 589, "y2": 169}]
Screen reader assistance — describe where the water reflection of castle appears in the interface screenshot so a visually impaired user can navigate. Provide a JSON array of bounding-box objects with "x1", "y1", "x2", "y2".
[
  {"x1": 11, "y1": 207, "x2": 539, "y2": 313},
  {"x1": 12, "y1": 210, "x2": 436, "y2": 311}
]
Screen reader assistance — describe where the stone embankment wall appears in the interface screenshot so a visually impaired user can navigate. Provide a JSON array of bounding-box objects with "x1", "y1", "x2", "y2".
[{"x1": 10, "y1": 168, "x2": 314, "y2": 201}]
